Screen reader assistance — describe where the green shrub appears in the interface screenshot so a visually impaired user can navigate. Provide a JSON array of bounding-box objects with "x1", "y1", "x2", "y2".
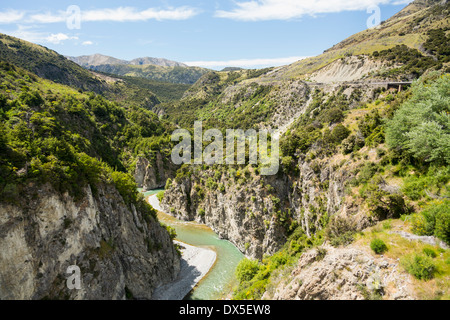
[
  {"x1": 370, "y1": 239, "x2": 388, "y2": 254},
  {"x1": 206, "y1": 177, "x2": 218, "y2": 190},
  {"x1": 422, "y1": 248, "x2": 437, "y2": 258},
  {"x1": 325, "y1": 215, "x2": 356, "y2": 247},
  {"x1": 165, "y1": 178, "x2": 173, "y2": 190},
  {"x1": 435, "y1": 206, "x2": 450, "y2": 245},
  {"x1": 412, "y1": 200, "x2": 450, "y2": 245},
  {"x1": 235, "y1": 259, "x2": 260, "y2": 283},
  {"x1": 401, "y1": 254, "x2": 437, "y2": 280},
  {"x1": 386, "y1": 74, "x2": 450, "y2": 165},
  {"x1": 156, "y1": 191, "x2": 165, "y2": 202}
]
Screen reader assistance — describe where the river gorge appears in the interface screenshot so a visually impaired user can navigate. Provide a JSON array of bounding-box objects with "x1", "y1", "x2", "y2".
[{"x1": 141, "y1": 189, "x2": 244, "y2": 300}]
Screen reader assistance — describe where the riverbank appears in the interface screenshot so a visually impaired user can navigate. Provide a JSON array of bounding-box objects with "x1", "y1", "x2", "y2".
[
  {"x1": 147, "y1": 195, "x2": 218, "y2": 300},
  {"x1": 152, "y1": 240, "x2": 217, "y2": 300}
]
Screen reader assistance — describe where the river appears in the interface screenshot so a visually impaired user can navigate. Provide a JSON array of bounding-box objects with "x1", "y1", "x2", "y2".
[{"x1": 139, "y1": 189, "x2": 244, "y2": 300}]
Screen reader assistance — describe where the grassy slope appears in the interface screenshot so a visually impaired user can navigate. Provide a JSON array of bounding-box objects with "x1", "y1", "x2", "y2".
[
  {"x1": 265, "y1": 0, "x2": 450, "y2": 80},
  {"x1": 0, "y1": 33, "x2": 164, "y2": 110}
]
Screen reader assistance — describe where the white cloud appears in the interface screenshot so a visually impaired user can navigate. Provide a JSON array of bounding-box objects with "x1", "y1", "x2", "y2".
[
  {"x1": 0, "y1": 10, "x2": 25, "y2": 24},
  {"x1": 3, "y1": 26, "x2": 78, "y2": 44},
  {"x1": 215, "y1": 0, "x2": 413, "y2": 21},
  {"x1": 25, "y1": 6, "x2": 199, "y2": 24},
  {"x1": 184, "y1": 56, "x2": 308, "y2": 69},
  {"x1": 28, "y1": 12, "x2": 66, "y2": 24},
  {"x1": 45, "y1": 33, "x2": 78, "y2": 44},
  {"x1": 81, "y1": 6, "x2": 199, "y2": 22},
  {"x1": 2, "y1": 25, "x2": 44, "y2": 43},
  {"x1": 82, "y1": 40, "x2": 94, "y2": 46}
]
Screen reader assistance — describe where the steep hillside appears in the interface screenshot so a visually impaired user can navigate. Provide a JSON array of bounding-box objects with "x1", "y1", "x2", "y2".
[
  {"x1": 0, "y1": 33, "x2": 164, "y2": 109},
  {"x1": 159, "y1": 0, "x2": 449, "y2": 133},
  {"x1": 0, "y1": 58, "x2": 182, "y2": 298},
  {"x1": 159, "y1": 0, "x2": 450, "y2": 300},
  {"x1": 266, "y1": 0, "x2": 450, "y2": 80}
]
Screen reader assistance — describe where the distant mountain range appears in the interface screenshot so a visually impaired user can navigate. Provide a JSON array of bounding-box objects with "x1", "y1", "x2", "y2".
[
  {"x1": 67, "y1": 54, "x2": 209, "y2": 85},
  {"x1": 67, "y1": 54, "x2": 188, "y2": 68}
]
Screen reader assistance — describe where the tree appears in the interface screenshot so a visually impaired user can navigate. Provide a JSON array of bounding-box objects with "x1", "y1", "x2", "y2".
[{"x1": 386, "y1": 74, "x2": 450, "y2": 165}]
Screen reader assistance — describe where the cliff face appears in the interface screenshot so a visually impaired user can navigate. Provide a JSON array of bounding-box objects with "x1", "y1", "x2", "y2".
[
  {"x1": 161, "y1": 151, "x2": 377, "y2": 260},
  {"x1": 0, "y1": 183, "x2": 180, "y2": 300},
  {"x1": 134, "y1": 153, "x2": 177, "y2": 191},
  {"x1": 162, "y1": 171, "x2": 289, "y2": 259}
]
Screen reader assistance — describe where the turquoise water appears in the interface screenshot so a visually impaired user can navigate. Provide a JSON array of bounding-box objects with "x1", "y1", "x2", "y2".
[{"x1": 139, "y1": 188, "x2": 244, "y2": 300}]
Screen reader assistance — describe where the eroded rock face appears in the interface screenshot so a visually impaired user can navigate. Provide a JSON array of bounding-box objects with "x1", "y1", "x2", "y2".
[
  {"x1": 160, "y1": 155, "x2": 373, "y2": 260},
  {"x1": 161, "y1": 173, "x2": 289, "y2": 260},
  {"x1": 264, "y1": 245, "x2": 414, "y2": 300},
  {"x1": 134, "y1": 153, "x2": 177, "y2": 191},
  {"x1": 0, "y1": 183, "x2": 180, "y2": 300}
]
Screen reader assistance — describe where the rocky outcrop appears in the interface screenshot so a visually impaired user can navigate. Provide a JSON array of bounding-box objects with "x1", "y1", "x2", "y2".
[
  {"x1": 134, "y1": 153, "x2": 177, "y2": 191},
  {"x1": 0, "y1": 183, "x2": 180, "y2": 300},
  {"x1": 160, "y1": 150, "x2": 377, "y2": 260},
  {"x1": 264, "y1": 245, "x2": 414, "y2": 300},
  {"x1": 160, "y1": 140, "x2": 395, "y2": 260},
  {"x1": 161, "y1": 171, "x2": 289, "y2": 260}
]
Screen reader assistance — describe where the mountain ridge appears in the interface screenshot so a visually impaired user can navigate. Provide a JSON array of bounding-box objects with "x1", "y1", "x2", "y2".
[{"x1": 67, "y1": 53, "x2": 188, "y2": 68}]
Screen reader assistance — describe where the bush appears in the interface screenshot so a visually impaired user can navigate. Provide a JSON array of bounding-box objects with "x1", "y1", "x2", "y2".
[
  {"x1": 435, "y1": 206, "x2": 450, "y2": 245},
  {"x1": 156, "y1": 191, "x2": 165, "y2": 202},
  {"x1": 325, "y1": 215, "x2": 357, "y2": 247},
  {"x1": 370, "y1": 238, "x2": 388, "y2": 254},
  {"x1": 401, "y1": 254, "x2": 437, "y2": 280},
  {"x1": 165, "y1": 178, "x2": 173, "y2": 190},
  {"x1": 235, "y1": 259, "x2": 260, "y2": 283},
  {"x1": 412, "y1": 200, "x2": 450, "y2": 245},
  {"x1": 422, "y1": 248, "x2": 437, "y2": 258},
  {"x1": 365, "y1": 179, "x2": 409, "y2": 219}
]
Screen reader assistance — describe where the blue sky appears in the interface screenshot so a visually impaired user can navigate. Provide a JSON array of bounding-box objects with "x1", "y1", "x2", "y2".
[{"x1": 0, "y1": 0, "x2": 413, "y2": 70}]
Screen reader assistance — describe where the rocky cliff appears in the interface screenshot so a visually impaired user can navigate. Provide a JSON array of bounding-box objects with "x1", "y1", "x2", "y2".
[
  {"x1": 263, "y1": 245, "x2": 414, "y2": 300},
  {"x1": 160, "y1": 83, "x2": 386, "y2": 260},
  {"x1": 134, "y1": 153, "x2": 177, "y2": 191},
  {"x1": 161, "y1": 159, "x2": 368, "y2": 260},
  {"x1": 0, "y1": 183, "x2": 180, "y2": 300}
]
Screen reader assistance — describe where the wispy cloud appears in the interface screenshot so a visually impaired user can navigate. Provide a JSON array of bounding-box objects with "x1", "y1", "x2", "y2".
[
  {"x1": 12, "y1": 6, "x2": 199, "y2": 24},
  {"x1": 82, "y1": 40, "x2": 94, "y2": 46},
  {"x1": 2, "y1": 25, "x2": 78, "y2": 45},
  {"x1": 0, "y1": 9, "x2": 25, "y2": 24},
  {"x1": 215, "y1": 0, "x2": 413, "y2": 21},
  {"x1": 184, "y1": 56, "x2": 308, "y2": 69},
  {"x1": 81, "y1": 7, "x2": 200, "y2": 22},
  {"x1": 46, "y1": 33, "x2": 78, "y2": 44}
]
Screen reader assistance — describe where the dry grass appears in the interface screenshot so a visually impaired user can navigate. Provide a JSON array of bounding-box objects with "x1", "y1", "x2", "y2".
[{"x1": 354, "y1": 219, "x2": 450, "y2": 300}]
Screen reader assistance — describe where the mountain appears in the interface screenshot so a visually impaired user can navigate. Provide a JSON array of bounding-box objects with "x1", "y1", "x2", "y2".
[
  {"x1": 0, "y1": 0, "x2": 449, "y2": 301},
  {"x1": 160, "y1": 0, "x2": 449, "y2": 130},
  {"x1": 159, "y1": 0, "x2": 450, "y2": 300},
  {"x1": 67, "y1": 54, "x2": 188, "y2": 68},
  {"x1": 266, "y1": 0, "x2": 450, "y2": 80},
  {"x1": 68, "y1": 54, "x2": 209, "y2": 85},
  {"x1": 0, "y1": 48, "x2": 181, "y2": 299},
  {"x1": 0, "y1": 33, "x2": 168, "y2": 109},
  {"x1": 66, "y1": 54, "x2": 128, "y2": 67}
]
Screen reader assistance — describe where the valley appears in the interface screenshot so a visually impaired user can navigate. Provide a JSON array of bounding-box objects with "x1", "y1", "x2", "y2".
[{"x1": 0, "y1": 0, "x2": 449, "y2": 301}]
